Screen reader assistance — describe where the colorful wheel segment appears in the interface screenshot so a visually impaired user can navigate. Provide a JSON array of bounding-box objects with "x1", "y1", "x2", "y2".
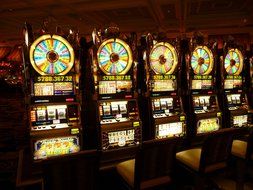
[
  {"x1": 224, "y1": 48, "x2": 243, "y2": 75},
  {"x1": 191, "y1": 46, "x2": 214, "y2": 75},
  {"x1": 30, "y1": 34, "x2": 74, "y2": 75},
  {"x1": 97, "y1": 38, "x2": 133, "y2": 75},
  {"x1": 149, "y1": 42, "x2": 178, "y2": 74}
]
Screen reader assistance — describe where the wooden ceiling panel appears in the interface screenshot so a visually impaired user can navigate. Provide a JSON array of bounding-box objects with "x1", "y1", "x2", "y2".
[
  {"x1": 160, "y1": 4, "x2": 176, "y2": 20},
  {"x1": 0, "y1": 0, "x2": 253, "y2": 46}
]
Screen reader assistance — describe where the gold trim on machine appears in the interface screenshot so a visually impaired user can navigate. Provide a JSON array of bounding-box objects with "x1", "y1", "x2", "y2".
[
  {"x1": 224, "y1": 48, "x2": 243, "y2": 75},
  {"x1": 29, "y1": 34, "x2": 74, "y2": 76},
  {"x1": 190, "y1": 46, "x2": 214, "y2": 75},
  {"x1": 149, "y1": 42, "x2": 179, "y2": 75},
  {"x1": 97, "y1": 38, "x2": 133, "y2": 75}
]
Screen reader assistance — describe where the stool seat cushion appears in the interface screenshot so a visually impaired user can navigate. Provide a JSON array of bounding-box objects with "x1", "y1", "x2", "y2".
[
  {"x1": 176, "y1": 148, "x2": 227, "y2": 173},
  {"x1": 176, "y1": 148, "x2": 201, "y2": 171},
  {"x1": 116, "y1": 159, "x2": 135, "y2": 188},
  {"x1": 231, "y1": 140, "x2": 247, "y2": 159},
  {"x1": 140, "y1": 176, "x2": 171, "y2": 189}
]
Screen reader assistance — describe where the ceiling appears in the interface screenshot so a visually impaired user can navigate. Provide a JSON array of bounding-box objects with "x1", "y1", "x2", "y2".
[{"x1": 1, "y1": 0, "x2": 253, "y2": 46}]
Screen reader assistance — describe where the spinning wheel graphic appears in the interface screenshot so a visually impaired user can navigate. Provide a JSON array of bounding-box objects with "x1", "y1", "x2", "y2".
[
  {"x1": 30, "y1": 34, "x2": 74, "y2": 75},
  {"x1": 224, "y1": 48, "x2": 243, "y2": 75},
  {"x1": 149, "y1": 42, "x2": 178, "y2": 74},
  {"x1": 97, "y1": 38, "x2": 133, "y2": 75},
  {"x1": 191, "y1": 46, "x2": 214, "y2": 75}
]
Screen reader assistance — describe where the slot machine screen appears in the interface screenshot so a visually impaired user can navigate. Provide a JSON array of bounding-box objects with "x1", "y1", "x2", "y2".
[
  {"x1": 152, "y1": 97, "x2": 177, "y2": 117},
  {"x1": 152, "y1": 80, "x2": 176, "y2": 92},
  {"x1": 33, "y1": 76, "x2": 74, "y2": 96},
  {"x1": 99, "y1": 81, "x2": 117, "y2": 94},
  {"x1": 233, "y1": 115, "x2": 248, "y2": 127},
  {"x1": 156, "y1": 122, "x2": 183, "y2": 138},
  {"x1": 193, "y1": 95, "x2": 217, "y2": 113},
  {"x1": 98, "y1": 76, "x2": 132, "y2": 95},
  {"x1": 99, "y1": 101, "x2": 132, "y2": 124},
  {"x1": 99, "y1": 101, "x2": 138, "y2": 123},
  {"x1": 108, "y1": 129, "x2": 135, "y2": 147},
  {"x1": 192, "y1": 80, "x2": 212, "y2": 90},
  {"x1": 34, "y1": 83, "x2": 54, "y2": 96},
  {"x1": 197, "y1": 118, "x2": 219, "y2": 133},
  {"x1": 227, "y1": 94, "x2": 241, "y2": 108},
  {"x1": 224, "y1": 76, "x2": 242, "y2": 89},
  {"x1": 191, "y1": 75, "x2": 212, "y2": 90},
  {"x1": 151, "y1": 75, "x2": 176, "y2": 92},
  {"x1": 30, "y1": 105, "x2": 74, "y2": 131},
  {"x1": 34, "y1": 136, "x2": 80, "y2": 160}
]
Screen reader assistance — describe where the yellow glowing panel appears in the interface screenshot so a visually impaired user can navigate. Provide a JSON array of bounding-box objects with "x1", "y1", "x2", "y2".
[
  {"x1": 30, "y1": 34, "x2": 74, "y2": 75},
  {"x1": 191, "y1": 46, "x2": 214, "y2": 75},
  {"x1": 97, "y1": 38, "x2": 133, "y2": 75},
  {"x1": 224, "y1": 48, "x2": 243, "y2": 75},
  {"x1": 149, "y1": 42, "x2": 178, "y2": 74},
  {"x1": 34, "y1": 136, "x2": 80, "y2": 160}
]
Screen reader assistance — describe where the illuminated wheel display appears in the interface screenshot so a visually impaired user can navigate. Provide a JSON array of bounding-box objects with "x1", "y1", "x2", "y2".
[
  {"x1": 30, "y1": 34, "x2": 74, "y2": 75},
  {"x1": 149, "y1": 42, "x2": 178, "y2": 74},
  {"x1": 191, "y1": 46, "x2": 214, "y2": 75},
  {"x1": 97, "y1": 38, "x2": 133, "y2": 75},
  {"x1": 224, "y1": 48, "x2": 243, "y2": 75}
]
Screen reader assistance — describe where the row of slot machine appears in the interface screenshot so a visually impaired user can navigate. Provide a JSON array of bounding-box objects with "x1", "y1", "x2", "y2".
[{"x1": 22, "y1": 24, "x2": 253, "y2": 162}]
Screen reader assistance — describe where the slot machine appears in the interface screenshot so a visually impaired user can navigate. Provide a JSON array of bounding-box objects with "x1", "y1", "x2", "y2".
[
  {"x1": 248, "y1": 57, "x2": 253, "y2": 127},
  {"x1": 87, "y1": 27, "x2": 141, "y2": 155},
  {"x1": 219, "y1": 42, "x2": 250, "y2": 128},
  {"x1": 24, "y1": 29, "x2": 82, "y2": 160},
  {"x1": 139, "y1": 33, "x2": 186, "y2": 140},
  {"x1": 185, "y1": 35, "x2": 222, "y2": 141}
]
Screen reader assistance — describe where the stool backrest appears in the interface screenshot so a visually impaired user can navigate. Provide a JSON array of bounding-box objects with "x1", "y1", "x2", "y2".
[
  {"x1": 134, "y1": 137, "x2": 179, "y2": 189},
  {"x1": 199, "y1": 128, "x2": 238, "y2": 173},
  {"x1": 246, "y1": 129, "x2": 253, "y2": 160},
  {"x1": 0, "y1": 149, "x2": 23, "y2": 189},
  {"x1": 42, "y1": 149, "x2": 99, "y2": 190}
]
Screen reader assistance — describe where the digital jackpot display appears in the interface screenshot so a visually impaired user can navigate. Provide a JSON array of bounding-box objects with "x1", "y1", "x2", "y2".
[
  {"x1": 98, "y1": 76, "x2": 132, "y2": 95},
  {"x1": 33, "y1": 75, "x2": 74, "y2": 96}
]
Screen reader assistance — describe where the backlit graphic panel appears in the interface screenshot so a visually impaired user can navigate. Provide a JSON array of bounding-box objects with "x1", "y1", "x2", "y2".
[
  {"x1": 191, "y1": 46, "x2": 214, "y2": 75},
  {"x1": 30, "y1": 34, "x2": 74, "y2": 75},
  {"x1": 97, "y1": 38, "x2": 133, "y2": 75},
  {"x1": 34, "y1": 136, "x2": 80, "y2": 160},
  {"x1": 197, "y1": 118, "x2": 219, "y2": 133},
  {"x1": 224, "y1": 48, "x2": 243, "y2": 75},
  {"x1": 149, "y1": 42, "x2": 178, "y2": 74}
]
